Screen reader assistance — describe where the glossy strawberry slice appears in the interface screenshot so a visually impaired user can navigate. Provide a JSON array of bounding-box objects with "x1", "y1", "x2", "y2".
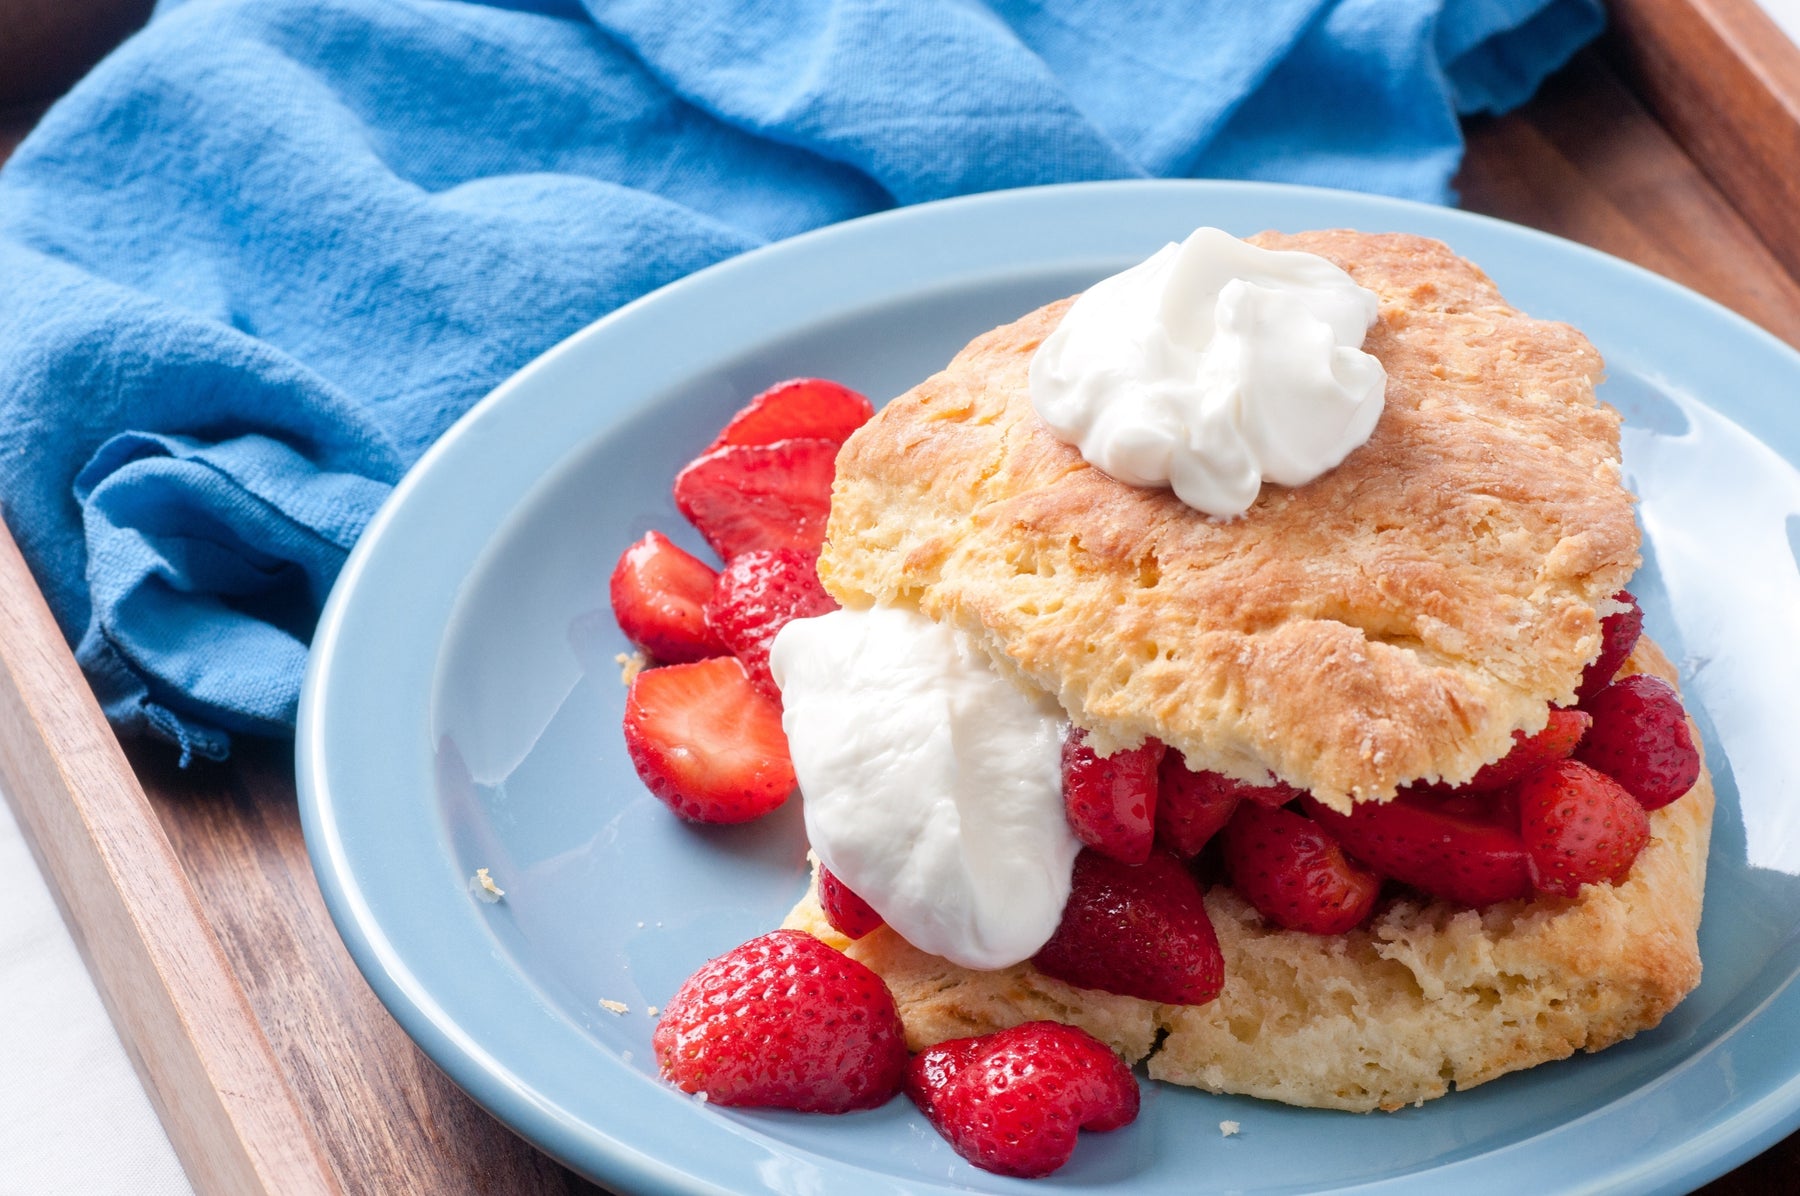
[
  {"x1": 906, "y1": 1021, "x2": 1139, "y2": 1178},
  {"x1": 1061, "y1": 728, "x2": 1164, "y2": 865},
  {"x1": 1576, "y1": 673, "x2": 1701, "y2": 810},
  {"x1": 704, "y1": 547, "x2": 838, "y2": 700},
  {"x1": 673, "y1": 437, "x2": 837, "y2": 560},
  {"x1": 819, "y1": 866, "x2": 883, "y2": 939},
  {"x1": 1156, "y1": 759, "x2": 1298, "y2": 858},
  {"x1": 1222, "y1": 802, "x2": 1381, "y2": 934},
  {"x1": 1431, "y1": 709, "x2": 1593, "y2": 795},
  {"x1": 1575, "y1": 590, "x2": 1644, "y2": 703},
  {"x1": 623, "y1": 656, "x2": 794, "y2": 823},
  {"x1": 1032, "y1": 849, "x2": 1224, "y2": 1005},
  {"x1": 1302, "y1": 790, "x2": 1533, "y2": 907},
  {"x1": 708, "y1": 378, "x2": 875, "y2": 451},
  {"x1": 654, "y1": 930, "x2": 906, "y2": 1111},
  {"x1": 1518, "y1": 759, "x2": 1651, "y2": 896},
  {"x1": 608, "y1": 531, "x2": 725, "y2": 663}
]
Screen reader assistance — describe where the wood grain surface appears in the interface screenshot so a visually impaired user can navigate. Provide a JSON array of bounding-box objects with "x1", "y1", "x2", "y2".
[{"x1": 1, "y1": 26, "x2": 1798, "y2": 1196}]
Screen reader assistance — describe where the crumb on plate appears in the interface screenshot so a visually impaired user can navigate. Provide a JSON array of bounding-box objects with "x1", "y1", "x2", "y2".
[{"x1": 469, "y1": 868, "x2": 505, "y2": 902}]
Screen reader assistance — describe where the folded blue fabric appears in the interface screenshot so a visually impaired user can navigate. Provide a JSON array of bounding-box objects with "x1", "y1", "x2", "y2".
[{"x1": 0, "y1": 0, "x2": 1601, "y2": 762}]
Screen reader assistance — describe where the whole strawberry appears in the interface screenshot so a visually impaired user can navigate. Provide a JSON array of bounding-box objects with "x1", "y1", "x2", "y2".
[
  {"x1": 819, "y1": 865, "x2": 884, "y2": 939},
  {"x1": 1222, "y1": 801, "x2": 1381, "y2": 934},
  {"x1": 1062, "y1": 729, "x2": 1164, "y2": 864},
  {"x1": 1157, "y1": 759, "x2": 1299, "y2": 858},
  {"x1": 1302, "y1": 790, "x2": 1532, "y2": 907},
  {"x1": 1575, "y1": 590, "x2": 1644, "y2": 703},
  {"x1": 906, "y1": 1021, "x2": 1139, "y2": 1178},
  {"x1": 623, "y1": 656, "x2": 794, "y2": 823},
  {"x1": 1576, "y1": 673, "x2": 1701, "y2": 810},
  {"x1": 704, "y1": 548, "x2": 839, "y2": 700},
  {"x1": 1518, "y1": 759, "x2": 1651, "y2": 896},
  {"x1": 1032, "y1": 849, "x2": 1224, "y2": 1005},
  {"x1": 653, "y1": 930, "x2": 907, "y2": 1112}
]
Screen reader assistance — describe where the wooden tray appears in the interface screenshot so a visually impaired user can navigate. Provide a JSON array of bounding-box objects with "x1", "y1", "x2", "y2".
[{"x1": 5, "y1": 4, "x2": 1800, "y2": 1191}]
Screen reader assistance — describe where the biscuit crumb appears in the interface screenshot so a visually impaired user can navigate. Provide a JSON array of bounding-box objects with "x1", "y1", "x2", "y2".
[
  {"x1": 599, "y1": 999, "x2": 629, "y2": 1015},
  {"x1": 695, "y1": 1091, "x2": 710, "y2": 1104},
  {"x1": 617, "y1": 651, "x2": 647, "y2": 685},
  {"x1": 646, "y1": 1005, "x2": 660, "y2": 1016},
  {"x1": 469, "y1": 868, "x2": 505, "y2": 902},
  {"x1": 1219, "y1": 1120, "x2": 1241, "y2": 1137}
]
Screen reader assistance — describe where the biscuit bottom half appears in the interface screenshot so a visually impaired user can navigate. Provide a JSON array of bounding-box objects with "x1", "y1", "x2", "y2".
[{"x1": 781, "y1": 637, "x2": 1712, "y2": 1112}]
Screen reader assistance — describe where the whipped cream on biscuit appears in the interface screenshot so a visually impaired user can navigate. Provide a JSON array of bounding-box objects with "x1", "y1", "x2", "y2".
[
  {"x1": 1030, "y1": 226, "x2": 1386, "y2": 518},
  {"x1": 769, "y1": 605, "x2": 1078, "y2": 970}
]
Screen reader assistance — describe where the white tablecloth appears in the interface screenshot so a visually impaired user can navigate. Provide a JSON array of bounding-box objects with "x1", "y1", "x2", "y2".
[{"x1": 0, "y1": 785, "x2": 192, "y2": 1194}]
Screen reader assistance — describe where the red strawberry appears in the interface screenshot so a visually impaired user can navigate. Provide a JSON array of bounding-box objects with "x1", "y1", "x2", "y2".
[
  {"x1": 1032, "y1": 849, "x2": 1224, "y2": 1005},
  {"x1": 608, "y1": 531, "x2": 725, "y2": 663},
  {"x1": 703, "y1": 547, "x2": 838, "y2": 700},
  {"x1": 1575, "y1": 590, "x2": 1644, "y2": 703},
  {"x1": 905, "y1": 1021, "x2": 1139, "y2": 1179},
  {"x1": 1156, "y1": 760, "x2": 1298, "y2": 857},
  {"x1": 1061, "y1": 729, "x2": 1164, "y2": 864},
  {"x1": 653, "y1": 930, "x2": 906, "y2": 1112},
  {"x1": 1301, "y1": 790, "x2": 1532, "y2": 907},
  {"x1": 623, "y1": 657, "x2": 794, "y2": 823},
  {"x1": 1446, "y1": 708, "x2": 1593, "y2": 794},
  {"x1": 1576, "y1": 673, "x2": 1701, "y2": 810},
  {"x1": 819, "y1": 865, "x2": 883, "y2": 939},
  {"x1": 673, "y1": 437, "x2": 837, "y2": 560},
  {"x1": 708, "y1": 378, "x2": 875, "y2": 451},
  {"x1": 1518, "y1": 759, "x2": 1652, "y2": 896},
  {"x1": 1222, "y1": 802, "x2": 1381, "y2": 934}
]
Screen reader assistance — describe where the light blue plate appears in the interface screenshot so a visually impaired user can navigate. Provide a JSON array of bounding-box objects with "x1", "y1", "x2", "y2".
[{"x1": 298, "y1": 181, "x2": 1800, "y2": 1195}]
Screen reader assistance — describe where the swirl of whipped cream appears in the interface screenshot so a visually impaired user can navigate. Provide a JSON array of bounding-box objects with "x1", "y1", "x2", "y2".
[{"x1": 1029, "y1": 226, "x2": 1386, "y2": 518}]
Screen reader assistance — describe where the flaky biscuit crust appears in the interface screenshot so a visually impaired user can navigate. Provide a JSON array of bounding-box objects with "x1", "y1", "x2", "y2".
[
  {"x1": 818, "y1": 231, "x2": 1639, "y2": 806},
  {"x1": 786, "y1": 639, "x2": 1710, "y2": 1113}
]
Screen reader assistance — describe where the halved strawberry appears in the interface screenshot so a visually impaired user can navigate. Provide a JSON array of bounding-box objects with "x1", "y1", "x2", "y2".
[
  {"x1": 819, "y1": 866, "x2": 884, "y2": 939},
  {"x1": 1575, "y1": 590, "x2": 1644, "y2": 703},
  {"x1": 1576, "y1": 673, "x2": 1701, "y2": 810},
  {"x1": 1156, "y1": 759, "x2": 1298, "y2": 858},
  {"x1": 1032, "y1": 849, "x2": 1224, "y2": 1005},
  {"x1": 1518, "y1": 759, "x2": 1651, "y2": 896},
  {"x1": 704, "y1": 548, "x2": 838, "y2": 700},
  {"x1": 1222, "y1": 802, "x2": 1381, "y2": 934},
  {"x1": 1426, "y1": 709, "x2": 1593, "y2": 795},
  {"x1": 609, "y1": 531, "x2": 725, "y2": 663},
  {"x1": 673, "y1": 437, "x2": 837, "y2": 561},
  {"x1": 708, "y1": 378, "x2": 875, "y2": 451},
  {"x1": 623, "y1": 656, "x2": 794, "y2": 823},
  {"x1": 1061, "y1": 729, "x2": 1163, "y2": 865},
  {"x1": 1301, "y1": 790, "x2": 1533, "y2": 907}
]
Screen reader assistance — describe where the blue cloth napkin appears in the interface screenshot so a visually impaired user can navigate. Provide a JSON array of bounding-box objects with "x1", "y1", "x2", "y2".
[{"x1": 0, "y1": 0, "x2": 1602, "y2": 763}]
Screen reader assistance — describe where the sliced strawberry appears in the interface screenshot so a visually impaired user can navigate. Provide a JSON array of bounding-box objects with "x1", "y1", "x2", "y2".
[
  {"x1": 1423, "y1": 709, "x2": 1593, "y2": 795},
  {"x1": 623, "y1": 657, "x2": 794, "y2": 823},
  {"x1": 1032, "y1": 849, "x2": 1224, "y2": 1006},
  {"x1": 1576, "y1": 673, "x2": 1701, "y2": 810},
  {"x1": 1575, "y1": 590, "x2": 1644, "y2": 703},
  {"x1": 673, "y1": 437, "x2": 837, "y2": 560},
  {"x1": 608, "y1": 531, "x2": 725, "y2": 663},
  {"x1": 1518, "y1": 759, "x2": 1652, "y2": 896},
  {"x1": 905, "y1": 1021, "x2": 1139, "y2": 1178},
  {"x1": 819, "y1": 866, "x2": 883, "y2": 939},
  {"x1": 704, "y1": 547, "x2": 838, "y2": 700},
  {"x1": 653, "y1": 930, "x2": 906, "y2": 1112},
  {"x1": 1061, "y1": 729, "x2": 1164, "y2": 864},
  {"x1": 1156, "y1": 760, "x2": 1298, "y2": 857},
  {"x1": 1301, "y1": 790, "x2": 1532, "y2": 907},
  {"x1": 708, "y1": 378, "x2": 875, "y2": 451},
  {"x1": 1222, "y1": 802, "x2": 1381, "y2": 934}
]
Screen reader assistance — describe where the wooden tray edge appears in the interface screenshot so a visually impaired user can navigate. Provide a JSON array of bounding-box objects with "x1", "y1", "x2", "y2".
[{"x1": 0, "y1": 519, "x2": 340, "y2": 1196}]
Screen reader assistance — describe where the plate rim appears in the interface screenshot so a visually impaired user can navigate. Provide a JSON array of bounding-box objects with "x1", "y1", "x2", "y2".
[{"x1": 298, "y1": 177, "x2": 1800, "y2": 1195}]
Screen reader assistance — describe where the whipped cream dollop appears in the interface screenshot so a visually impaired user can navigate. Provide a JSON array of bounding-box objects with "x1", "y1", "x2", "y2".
[
  {"x1": 769, "y1": 605, "x2": 1078, "y2": 970},
  {"x1": 1029, "y1": 226, "x2": 1387, "y2": 518}
]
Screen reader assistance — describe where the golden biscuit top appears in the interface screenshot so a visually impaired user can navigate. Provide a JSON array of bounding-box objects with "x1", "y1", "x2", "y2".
[{"x1": 818, "y1": 230, "x2": 1639, "y2": 808}]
